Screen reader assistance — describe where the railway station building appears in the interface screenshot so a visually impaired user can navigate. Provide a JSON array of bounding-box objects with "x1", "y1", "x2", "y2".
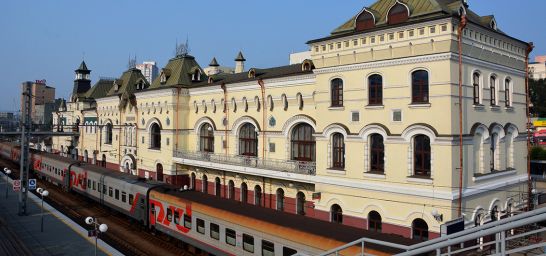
[{"x1": 52, "y1": 0, "x2": 532, "y2": 240}]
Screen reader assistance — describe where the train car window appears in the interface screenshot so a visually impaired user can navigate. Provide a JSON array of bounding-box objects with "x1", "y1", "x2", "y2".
[
  {"x1": 92, "y1": 181, "x2": 96, "y2": 190},
  {"x1": 174, "y1": 210, "x2": 180, "y2": 224},
  {"x1": 283, "y1": 247, "x2": 298, "y2": 256},
  {"x1": 98, "y1": 183, "x2": 101, "y2": 192},
  {"x1": 225, "y1": 228, "x2": 236, "y2": 246},
  {"x1": 129, "y1": 194, "x2": 134, "y2": 205},
  {"x1": 103, "y1": 185, "x2": 107, "y2": 194},
  {"x1": 243, "y1": 234, "x2": 255, "y2": 253},
  {"x1": 108, "y1": 187, "x2": 113, "y2": 197},
  {"x1": 210, "y1": 223, "x2": 220, "y2": 240},
  {"x1": 88, "y1": 179, "x2": 91, "y2": 189},
  {"x1": 183, "y1": 214, "x2": 192, "y2": 229},
  {"x1": 196, "y1": 218, "x2": 205, "y2": 234},
  {"x1": 115, "y1": 189, "x2": 119, "y2": 200},
  {"x1": 262, "y1": 240, "x2": 275, "y2": 256},
  {"x1": 121, "y1": 192, "x2": 126, "y2": 203},
  {"x1": 166, "y1": 208, "x2": 173, "y2": 222}
]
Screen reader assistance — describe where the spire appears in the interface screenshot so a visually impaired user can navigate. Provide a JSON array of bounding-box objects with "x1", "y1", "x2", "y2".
[
  {"x1": 77, "y1": 61, "x2": 89, "y2": 71},
  {"x1": 209, "y1": 57, "x2": 219, "y2": 67},
  {"x1": 235, "y1": 51, "x2": 246, "y2": 61}
]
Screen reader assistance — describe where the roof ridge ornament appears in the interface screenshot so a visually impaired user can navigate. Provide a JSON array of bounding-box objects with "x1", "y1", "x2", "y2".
[
  {"x1": 127, "y1": 55, "x2": 137, "y2": 69},
  {"x1": 175, "y1": 38, "x2": 190, "y2": 57}
]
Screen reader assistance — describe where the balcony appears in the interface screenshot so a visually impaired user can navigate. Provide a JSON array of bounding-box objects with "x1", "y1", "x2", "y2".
[{"x1": 173, "y1": 150, "x2": 316, "y2": 176}]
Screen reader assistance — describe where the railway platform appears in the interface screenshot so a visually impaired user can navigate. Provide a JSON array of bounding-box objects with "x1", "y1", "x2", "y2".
[{"x1": 0, "y1": 173, "x2": 123, "y2": 256}]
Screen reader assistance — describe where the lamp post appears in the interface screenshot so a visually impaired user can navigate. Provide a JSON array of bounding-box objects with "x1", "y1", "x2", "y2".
[
  {"x1": 4, "y1": 168, "x2": 11, "y2": 199},
  {"x1": 36, "y1": 188, "x2": 49, "y2": 232},
  {"x1": 85, "y1": 216, "x2": 108, "y2": 256}
]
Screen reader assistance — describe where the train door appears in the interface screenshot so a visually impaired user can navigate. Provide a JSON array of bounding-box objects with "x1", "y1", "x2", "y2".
[
  {"x1": 63, "y1": 165, "x2": 71, "y2": 192},
  {"x1": 99, "y1": 175, "x2": 105, "y2": 205}
]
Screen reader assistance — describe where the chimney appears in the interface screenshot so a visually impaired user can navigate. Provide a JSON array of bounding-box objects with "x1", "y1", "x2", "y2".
[
  {"x1": 235, "y1": 51, "x2": 246, "y2": 74},
  {"x1": 209, "y1": 57, "x2": 220, "y2": 75}
]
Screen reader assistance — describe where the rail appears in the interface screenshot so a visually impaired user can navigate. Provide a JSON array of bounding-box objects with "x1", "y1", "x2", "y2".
[
  {"x1": 173, "y1": 150, "x2": 316, "y2": 176},
  {"x1": 319, "y1": 206, "x2": 546, "y2": 256}
]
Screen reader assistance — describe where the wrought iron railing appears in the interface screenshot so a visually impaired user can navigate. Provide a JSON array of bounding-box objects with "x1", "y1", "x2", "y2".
[{"x1": 173, "y1": 150, "x2": 316, "y2": 176}]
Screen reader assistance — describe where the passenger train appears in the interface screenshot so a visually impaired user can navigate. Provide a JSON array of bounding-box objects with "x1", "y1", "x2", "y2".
[{"x1": 0, "y1": 142, "x2": 415, "y2": 256}]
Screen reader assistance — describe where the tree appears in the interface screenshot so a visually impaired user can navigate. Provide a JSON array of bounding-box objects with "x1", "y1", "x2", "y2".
[{"x1": 530, "y1": 79, "x2": 546, "y2": 117}]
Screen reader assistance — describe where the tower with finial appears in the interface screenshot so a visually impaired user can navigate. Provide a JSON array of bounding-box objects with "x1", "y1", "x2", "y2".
[
  {"x1": 235, "y1": 51, "x2": 246, "y2": 74},
  {"x1": 208, "y1": 57, "x2": 220, "y2": 75},
  {"x1": 72, "y1": 61, "x2": 91, "y2": 101}
]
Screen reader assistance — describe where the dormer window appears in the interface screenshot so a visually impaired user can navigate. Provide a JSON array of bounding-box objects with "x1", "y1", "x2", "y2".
[
  {"x1": 113, "y1": 80, "x2": 121, "y2": 91},
  {"x1": 160, "y1": 72, "x2": 167, "y2": 84},
  {"x1": 208, "y1": 77, "x2": 214, "y2": 84},
  {"x1": 490, "y1": 19, "x2": 497, "y2": 30},
  {"x1": 302, "y1": 60, "x2": 314, "y2": 71},
  {"x1": 136, "y1": 79, "x2": 144, "y2": 90},
  {"x1": 192, "y1": 69, "x2": 201, "y2": 82},
  {"x1": 387, "y1": 1, "x2": 409, "y2": 25},
  {"x1": 248, "y1": 69, "x2": 256, "y2": 78},
  {"x1": 160, "y1": 69, "x2": 170, "y2": 84},
  {"x1": 355, "y1": 8, "x2": 375, "y2": 31}
]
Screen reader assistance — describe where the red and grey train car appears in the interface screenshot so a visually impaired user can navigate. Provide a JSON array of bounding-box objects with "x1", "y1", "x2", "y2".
[{"x1": 0, "y1": 142, "x2": 416, "y2": 255}]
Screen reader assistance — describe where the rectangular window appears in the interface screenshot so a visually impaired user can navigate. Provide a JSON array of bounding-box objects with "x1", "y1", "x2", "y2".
[
  {"x1": 225, "y1": 228, "x2": 236, "y2": 246},
  {"x1": 337, "y1": 42, "x2": 341, "y2": 49},
  {"x1": 379, "y1": 35, "x2": 384, "y2": 42},
  {"x1": 283, "y1": 247, "x2": 298, "y2": 256},
  {"x1": 128, "y1": 194, "x2": 134, "y2": 205},
  {"x1": 103, "y1": 185, "x2": 107, "y2": 194},
  {"x1": 392, "y1": 110, "x2": 402, "y2": 122},
  {"x1": 398, "y1": 31, "x2": 404, "y2": 39},
  {"x1": 353, "y1": 39, "x2": 358, "y2": 46},
  {"x1": 115, "y1": 189, "x2": 119, "y2": 200},
  {"x1": 88, "y1": 179, "x2": 91, "y2": 189},
  {"x1": 329, "y1": 44, "x2": 333, "y2": 50},
  {"x1": 243, "y1": 234, "x2": 255, "y2": 253},
  {"x1": 344, "y1": 41, "x2": 349, "y2": 47},
  {"x1": 441, "y1": 24, "x2": 447, "y2": 32},
  {"x1": 429, "y1": 26, "x2": 436, "y2": 34},
  {"x1": 269, "y1": 143, "x2": 276, "y2": 153},
  {"x1": 388, "y1": 33, "x2": 394, "y2": 40},
  {"x1": 183, "y1": 214, "x2": 192, "y2": 229},
  {"x1": 361, "y1": 38, "x2": 366, "y2": 45},
  {"x1": 314, "y1": 46, "x2": 319, "y2": 52},
  {"x1": 108, "y1": 187, "x2": 113, "y2": 197},
  {"x1": 210, "y1": 223, "x2": 220, "y2": 240},
  {"x1": 262, "y1": 240, "x2": 275, "y2": 256},
  {"x1": 419, "y1": 28, "x2": 425, "y2": 35},
  {"x1": 174, "y1": 210, "x2": 180, "y2": 224},
  {"x1": 92, "y1": 181, "x2": 96, "y2": 190},
  {"x1": 321, "y1": 45, "x2": 326, "y2": 51},
  {"x1": 121, "y1": 192, "x2": 126, "y2": 203},
  {"x1": 370, "y1": 36, "x2": 375, "y2": 44},
  {"x1": 408, "y1": 29, "x2": 415, "y2": 37},
  {"x1": 166, "y1": 208, "x2": 173, "y2": 222},
  {"x1": 351, "y1": 111, "x2": 360, "y2": 122},
  {"x1": 98, "y1": 183, "x2": 102, "y2": 192},
  {"x1": 196, "y1": 218, "x2": 205, "y2": 234}
]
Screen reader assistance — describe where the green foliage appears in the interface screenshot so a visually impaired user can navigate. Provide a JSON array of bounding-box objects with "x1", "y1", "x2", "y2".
[
  {"x1": 531, "y1": 146, "x2": 546, "y2": 160},
  {"x1": 530, "y1": 79, "x2": 546, "y2": 117}
]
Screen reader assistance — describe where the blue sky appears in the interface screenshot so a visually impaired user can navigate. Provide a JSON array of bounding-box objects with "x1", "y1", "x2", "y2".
[{"x1": 1, "y1": 0, "x2": 544, "y2": 112}]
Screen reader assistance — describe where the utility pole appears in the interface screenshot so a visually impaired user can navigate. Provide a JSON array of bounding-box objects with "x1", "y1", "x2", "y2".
[{"x1": 18, "y1": 82, "x2": 32, "y2": 216}]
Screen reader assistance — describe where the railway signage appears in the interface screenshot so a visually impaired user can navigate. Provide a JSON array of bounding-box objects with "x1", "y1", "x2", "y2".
[
  {"x1": 28, "y1": 179, "x2": 36, "y2": 190},
  {"x1": 88, "y1": 230, "x2": 98, "y2": 237},
  {"x1": 441, "y1": 217, "x2": 465, "y2": 236},
  {"x1": 13, "y1": 180, "x2": 21, "y2": 192}
]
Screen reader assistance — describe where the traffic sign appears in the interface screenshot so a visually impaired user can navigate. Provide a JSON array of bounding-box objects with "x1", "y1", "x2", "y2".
[
  {"x1": 13, "y1": 179, "x2": 21, "y2": 192},
  {"x1": 28, "y1": 179, "x2": 36, "y2": 190}
]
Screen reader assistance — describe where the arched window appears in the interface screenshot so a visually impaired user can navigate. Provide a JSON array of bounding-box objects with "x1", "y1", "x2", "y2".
[
  {"x1": 412, "y1": 70, "x2": 429, "y2": 104},
  {"x1": 412, "y1": 219, "x2": 429, "y2": 241},
  {"x1": 490, "y1": 76, "x2": 497, "y2": 106},
  {"x1": 101, "y1": 154, "x2": 106, "y2": 168},
  {"x1": 332, "y1": 133, "x2": 345, "y2": 169},
  {"x1": 368, "y1": 211, "x2": 382, "y2": 232},
  {"x1": 200, "y1": 123, "x2": 214, "y2": 152},
  {"x1": 239, "y1": 123, "x2": 258, "y2": 157},
  {"x1": 202, "y1": 175, "x2": 208, "y2": 194},
  {"x1": 473, "y1": 72, "x2": 481, "y2": 105},
  {"x1": 296, "y1": 192, "x2": 306, "y2": 215},
  {"x1": 490, "y1": 132, "x2": 499, "y2": 172},
  {"x1": 331, "y1": 204, "x2": 343, "y2": 224},
  {"x1": 414, "y1": 135, "x2": 431, "y2": 177},
  {"x1": 368, "y1": 74, "x2": 383, "y2": 105},
  {"x1": 105, "y1": 123, "x2": 113, "y2": 144},
  {"x1": 388, "y1": 2, "x2": 409, "y2": 25},
  {"x1": 241, "y1": 182, "x2": 248, "y2": 203},
  {"x1": 254, "y1": 185, "x2": 262, "y2": 206},
  {"x1": 291, "y1": 124, "x2": 316, "y2": 162},
  {"x1": 370, "y1": 134, "x2": 384, "y2": 173},
  {"x1": 156, "y1": 163, "x2": 163, "y2": 182},
  {"x1": 331, "y1": 78, "x2": 343, "y2": 107},
  {"x1": 356, "y1": 9, "x2": 375, "y2": 31},
  {"x1": 215, "y1": 177, "x2": 221, "y2": 197},
  {"x1": 150, "y1": 123, "x2": 161, "y2": 149},
  {"x1": 505, "y1": 78, "x2": 512, "y2": 107},
  {"x1": 276, "y1": 188, "x2": 285, "y2": 211},
  {"x1": 190, "y1": 173, "x2": 196, "y2": 190},
  {"x1": 491, "y1": 205, "x2": 499, "y2": 221},
  {"x1": 228, "y1": 180, "x2": 235, "y2": 200}
]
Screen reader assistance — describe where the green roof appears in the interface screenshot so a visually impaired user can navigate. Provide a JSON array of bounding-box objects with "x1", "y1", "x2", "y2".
[
  {"x1": 149, "y1": 54, "x2": 206, "y2": 89},
  {"x1": 84, "y1": 79, "x2": 115, "y2": 99},
  {"x1": 106, "y1": 68, "x2": 149, "y2": 97}
]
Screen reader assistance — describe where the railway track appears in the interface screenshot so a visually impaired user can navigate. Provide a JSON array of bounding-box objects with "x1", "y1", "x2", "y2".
[{"x1": 0, "y1": 157, "x2": 197, "y2": 256}]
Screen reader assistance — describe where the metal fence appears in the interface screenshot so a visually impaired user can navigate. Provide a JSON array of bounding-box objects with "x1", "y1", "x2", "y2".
[{"x1": 174, "y1": 150, "x2": 316, "y2": 175}]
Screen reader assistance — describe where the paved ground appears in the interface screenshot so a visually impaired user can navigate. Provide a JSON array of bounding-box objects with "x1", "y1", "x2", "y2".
[{"x1": 0, "y1": 173, "x2": 123, "y2": 256}]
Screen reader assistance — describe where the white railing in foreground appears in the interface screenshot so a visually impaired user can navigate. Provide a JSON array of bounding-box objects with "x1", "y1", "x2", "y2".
[
  {"x1": 174, "y1": 150, "x2": 316, "y2": 175},
  {"x1": 319, "y1": 206, "x2": 546, "y2": 256}
]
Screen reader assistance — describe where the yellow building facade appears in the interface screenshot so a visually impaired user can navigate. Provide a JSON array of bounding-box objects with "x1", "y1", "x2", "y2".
[{"x1": 53, "y1": 0, "x2": 532, "y2": 240}]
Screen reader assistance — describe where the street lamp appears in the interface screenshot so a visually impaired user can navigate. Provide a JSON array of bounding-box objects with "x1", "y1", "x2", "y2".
[
  {"x1": 36, "y1": 188, "x2": 49, "y2": 232},
  {"x1": 85, "y1": 216, "x2": 108, "y2": 256},
  {"x1": 3, "y1": 168, "x2": 11, "y2": 199}
]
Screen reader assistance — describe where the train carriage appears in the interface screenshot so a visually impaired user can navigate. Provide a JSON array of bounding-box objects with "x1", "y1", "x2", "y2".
[{"x1": 35, "y1": 153, "x2": 76, "y2": 186}]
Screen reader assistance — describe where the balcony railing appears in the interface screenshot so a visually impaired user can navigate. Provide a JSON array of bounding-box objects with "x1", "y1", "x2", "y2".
[{"x1": 174, "y1": 150, "x2": 316, "y2": 176}]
